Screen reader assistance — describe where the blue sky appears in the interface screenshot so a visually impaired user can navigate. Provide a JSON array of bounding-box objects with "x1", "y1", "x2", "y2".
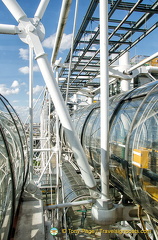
[
  {"x1": 0, "y1": 0, "x2": 158, "y2": 122},
  {"x1": 0, "y1": 0, "x2": 90, "y2": 122}
]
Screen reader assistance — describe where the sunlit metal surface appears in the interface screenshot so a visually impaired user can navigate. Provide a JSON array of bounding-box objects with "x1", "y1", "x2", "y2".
[
  {"x1": 72, "y1": 81, "x2": 158, "y2": 219},
  {"x1": 0, "y1": 95, "x2": 28, "y2": 240},
  {"x1": 58, "y1": 0, "x2": 158, "y2": 98}
]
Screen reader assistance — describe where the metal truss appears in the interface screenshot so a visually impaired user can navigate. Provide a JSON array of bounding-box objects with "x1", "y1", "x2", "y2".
[{"x1": 58, "y1": 0, "x2": 158, "y2": 98}]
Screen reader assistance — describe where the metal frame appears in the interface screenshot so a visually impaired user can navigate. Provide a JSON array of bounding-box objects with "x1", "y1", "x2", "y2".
[
  {"x1": 0, "y1": 0, "x2": 96, "y2": 190},
  {"x1": 1, "y1": 1, "x2": 158, "y2": 239},
  {"x1": 57, "y1": 0, "x2": 158, "y2": 98}
]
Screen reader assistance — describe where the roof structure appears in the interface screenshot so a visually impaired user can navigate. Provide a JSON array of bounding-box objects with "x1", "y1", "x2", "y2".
[{"x1": 57, "y1": 0, "x2": 158, "y2": 98}]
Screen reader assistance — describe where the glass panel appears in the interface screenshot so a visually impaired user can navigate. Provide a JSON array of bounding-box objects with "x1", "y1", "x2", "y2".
[
  {"x1": 109, "y1": 98, "x2": 141, "y2": 194},
  {"x1": 125, "y1": 81, "x2": 158, "y2": 99},
  {"x1": 0, "y1": 96, "x2": 28, "y2": 176},
  {"x1": 72, "y1": 103, "x2": 99, "y2": 141},
  {"x1": 82, "y1": 108, "x2": 100, "y2": 169},
  {"x1": 0, "y1": 129, "x2": 13, "y2": 240},
  {"x1": 0, "y1": 98, "x2": 24, "y2": 211},
  {"x1": 128, "y1": 91, "x2": 158, "y2": 218},
  {"x1": 0, "y1": 95, "x2": 28, "y2": 239},
  {"x1": 90, "y1": 113, "x2": 100, "y2": 169}
]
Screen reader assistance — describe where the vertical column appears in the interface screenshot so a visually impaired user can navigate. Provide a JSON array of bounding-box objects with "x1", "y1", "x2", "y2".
[
  {"x1": 91, "y1": 1, "x2": 116, "y2": 234},
  {"x1": 100, "y1": 0, "x2": 109, "y2": 199},
  {"x1": 119, "y1": 52, "x2": 130, "y2": 91},
  {"x1": 29, "y1": 46, "x2": 33, "y2": 181}
]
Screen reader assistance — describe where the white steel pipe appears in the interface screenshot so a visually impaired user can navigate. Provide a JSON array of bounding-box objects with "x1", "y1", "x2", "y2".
[
  {"x1": 146, "y1": 66, "x2": 158, "y2": 73},
  {"x1": 29, "y1": 46, "x2": 34, "y2": 181},
  {"x1": 34, "y1": 0, "x2": 50, "y2": 21},
  {"x1": 37, "y1": 152, "x2": 55, "y2": 184},
  {"x1": 0, "y1": 24, "x2": 20, "y2": 34},
  {"x1": 55, "y1": 69, "x2": 60, "y2": 220},
  {"x1": 100, "y1": 0, "x2": 109, "y2": 199},
  {"x1": 3, "y1": 0, "x2": 96, "y2": 189},
  {"x1": 2, "y1": 0, "x2": 26, "y2": 22},
  {"x1": 33, "y1": 148, "x2": 52, "y2": 152},
  {"x1": 51, "y1": 0, "x2": 72, "y2": 64},
  {"x1": 36, "y1": 55, "x2": 96, "y2": 189},
  {"x1": 126, "y1": 52, "x2": 158, "y2": 74},
  {"x1": 46, "y1": 199, "x2": 94, "y2": 210}
]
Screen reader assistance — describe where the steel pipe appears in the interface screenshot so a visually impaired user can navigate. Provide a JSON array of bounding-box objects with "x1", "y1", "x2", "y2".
[
  {"x1": 126, "y1": 52, "x2": 158, "y2": 74},
  {"x1": 0, "y1": 24, "x2": 20, "y2": 34},
  {"x1": 100, "y1": 0, "x2": 109, "y2": 200},
  {"x1": 34, "y1": 0, "x2": 50, "y2": 21},
  {"x1": 46, "y1": 199, "x2": 94, "y2": 210},
  {"x1": 51, "y1": 0, "x2": 72, "y2": 64},
  {"x1": 2, "y1": 0, "x2": 26, "y2": 22}
]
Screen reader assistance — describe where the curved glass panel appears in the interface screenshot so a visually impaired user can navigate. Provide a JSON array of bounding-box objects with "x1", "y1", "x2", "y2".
[
  {"x1": 109, "y1": 98, "x2": 142, "y2": 195},
  {"x1": 0, "y1": 98, "x2": 24, "y2": 210},
  {"x1": 127, "y1": 87, "x2": 158, "y2": 218},
  {"x1": 0, "y1": 95, "x2": 28, "y2": 177},
  {"x1": 72, "y1": 80, "x2": 158, "y2": 219},
  {"x1": 125, "y1": 81, "x2": 158, "y2": 99},
  {"x1": 61, "y1": 162, "x2": 90, "y2": 203},
  {"x1": 0, "y1": 95, "x2": 28, "y2": 239},
  {"x1": 0, "y1": 128, "x2": 14, "y2": 240},
  {"x1": 89, "y1": 111, "x2": 100, "y2": 169},
  {"x1": 82, "y1": 108, "x2": 100, "y2": 168},
  {"x1": 72, "y1": 103, "x2": 99, "y2": 141},
  {"x1": 109, "y1": 92, "x2": 126, "y2": 118},
  {"x1": 72, "y1": 107, "x2": 84, "y2": 129}
]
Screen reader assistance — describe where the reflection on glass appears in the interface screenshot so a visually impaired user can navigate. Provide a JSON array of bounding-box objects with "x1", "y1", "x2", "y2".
[
  {"x1": 0, "y1": 95, "x2": 28, "y2": 240},
  {"x1": 72, "y1": 81, "x2": 158, "y2": 219}
]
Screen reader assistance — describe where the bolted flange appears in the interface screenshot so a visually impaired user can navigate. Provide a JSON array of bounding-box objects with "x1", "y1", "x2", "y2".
[{"x1": 18, "y1": 18, "x2": 45, "y2": 44}]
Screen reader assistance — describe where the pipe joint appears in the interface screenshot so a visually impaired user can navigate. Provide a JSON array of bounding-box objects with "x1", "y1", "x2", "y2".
[{"x1": 91, "y1": 198, "x2": 117, "y2": 225}]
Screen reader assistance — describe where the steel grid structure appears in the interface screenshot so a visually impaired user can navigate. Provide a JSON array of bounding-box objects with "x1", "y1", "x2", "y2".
[{"x1": 58, "y1": 0, "x2": 158, "y2": 98}]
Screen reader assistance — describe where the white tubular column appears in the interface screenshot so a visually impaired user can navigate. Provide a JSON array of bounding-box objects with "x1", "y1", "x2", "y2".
[
  {"x1": 0, "y1": 24, "x2": 20, "y2": 34},
  {"x1": 91, "y1": 0, "x2": 116, "y2": 233},
  {"x1": 2, "y1": 0, "x2": 26, "y2": 21},
  {"x1": 51, "y1": 0, "x2": 72, "y2": 64},
  {"x1": 29, "y1": 46, "x2": 34, "y2": 181},
  {"x1": 100, "y1": 0, "x2": 109, "y2": 200},
  {"x1": 34, "y1": 0, "x2": 50, "y2": 21},
  {"x1": 36, "y1": 55, "x2": 96, "y2": 189},
  {"x1": 2, "y1": 0, "x2": 96, "y2": 190},
  {"x1": 119, "y1": 52, "x2": 130, "y2": 91},
  {"x1": 126, "y1": 51, "x2": 158, "y2": 74}
]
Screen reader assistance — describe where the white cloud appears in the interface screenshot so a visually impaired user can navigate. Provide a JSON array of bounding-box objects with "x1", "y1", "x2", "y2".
[
  {"x1": 33, "y1": 65, "x2": 39, "y2": 72},
  {"x1": 60, "y1": 33, "x2": 73, "y2": 51},
  {"x1": 11, "y1": 80, "x2": 19, "y2": 88},
  {"x1": 0, "y1": 84, "x2": 19, "y2": 96},
  {"x1": 43, "y1": 33, "x2": 72, "y2": 51},
  {"x1": 72, "y1": 46, "x2": 98, "y2": 61},
  {"x1": 14, "y1": 104, "x2": 41, "y2": 123},
  {"x1": 27, "y1": 85, "x2": 44, "y2": 95},
  {"x1": 13, "y1": 105, "x2": 29, "y2": 123},
  {"x1": 19, "y1": 66, "x2": 29, "y2": 74},
  {"x1": 19, "y1": 65, "x2": 39, "y2": 74},
  {"x1": 33, "y1": 85, "x2": 44, "y2": 94},
  {"x1": 85, "y1": 46, "x2": 98, "y2": 56},
  {"x1": 19, "y1": 48, "x2": 29, "y2": 60}
]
